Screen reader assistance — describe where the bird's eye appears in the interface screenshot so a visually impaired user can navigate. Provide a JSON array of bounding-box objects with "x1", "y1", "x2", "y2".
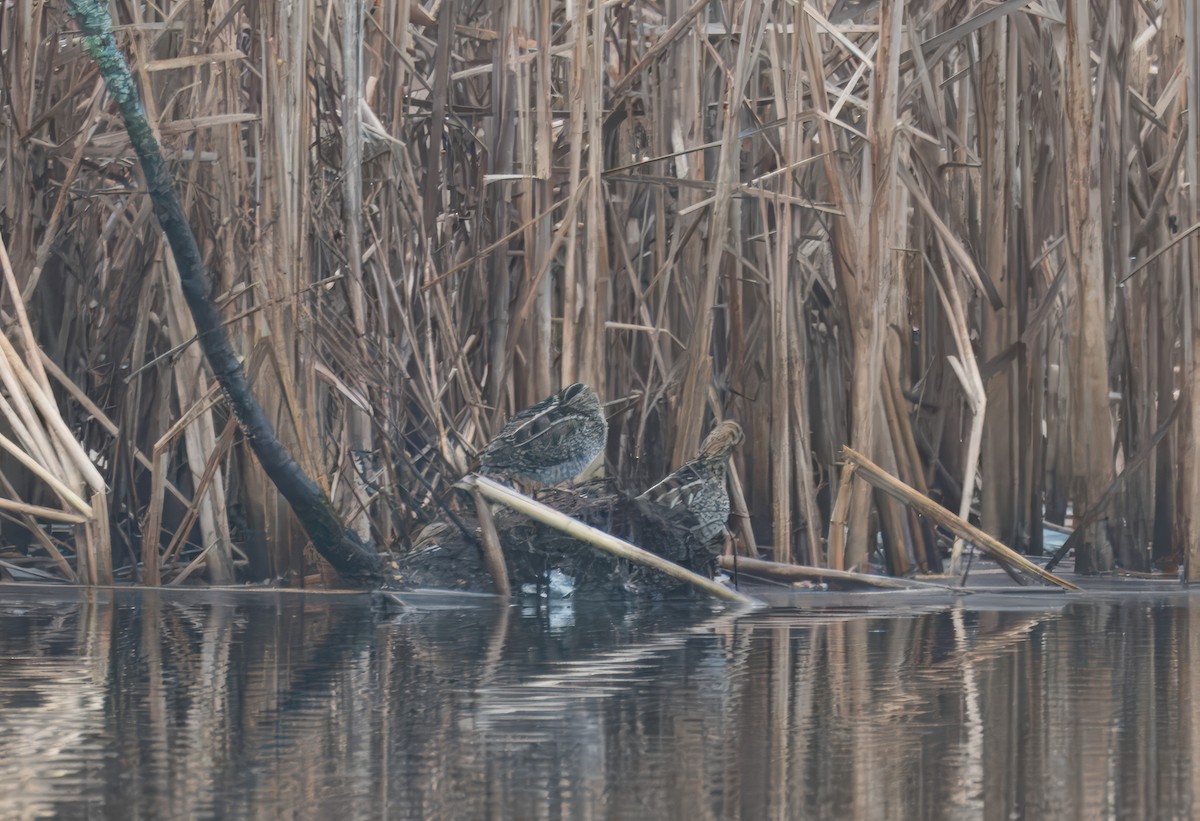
[{"x1": 561, "y1": 383, "x2": 586, "y2": 401}]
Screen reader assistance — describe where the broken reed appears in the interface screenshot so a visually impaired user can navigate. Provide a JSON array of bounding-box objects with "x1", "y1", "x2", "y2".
[{"x1": 0, "y1": 0, "x2": 1197, "y2": 584}]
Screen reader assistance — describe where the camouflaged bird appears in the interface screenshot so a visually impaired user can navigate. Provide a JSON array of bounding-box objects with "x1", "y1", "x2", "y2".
[
  {"x1": 478, "y1": 383, "x2": 607, "y2": 486},
  {"x1": 636, "y1": 420, "x2": 745, "y2": 544}
]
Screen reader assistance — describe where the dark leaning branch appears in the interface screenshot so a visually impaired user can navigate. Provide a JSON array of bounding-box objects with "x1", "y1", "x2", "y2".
[{"x1": 67, "y1": 0, "x2": 388, "y2": 585}]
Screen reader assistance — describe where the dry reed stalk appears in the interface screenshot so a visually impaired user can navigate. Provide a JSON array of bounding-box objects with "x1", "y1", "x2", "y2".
[
  {"x1": 0, "y1": 388, "x2": 61, "y2": 485},
  {"x1": 978, "y1": 18, "x2": 1018, "y2": 551},
  {"x1": 159, "y1": 416, "x2": 238, "y2": 574},
  {"x1": 470, "y1": 487, "x2": 511, "y2": 597},
  {"x1": 37, "y1": 350, "x2": 190, "y2": 507},
  {"x1": 719, "y1": 554, "x2": 952, "y2": 591},
  {"x1": 842, "y1": 0, "x2": 903, "y2": 572},
  {"x1": 79, "y1": 488, "x2": 112, "y2": 585},
  {"x1": 340, "y1": 0, "x2": 375, "y2": 541},
  {"x1": 560, "y1": 3, "x2": 585, "y2": 388},
  {"x1": 578, "y1": 0, "x2": 609, "y2": 400},
  {"x1": 0, "y1": 369, "x2": 79, "y2": 498},
  {"x1": 0, "y1": 497, "x2": 89, "y2": 525},
  {"x1": 787, "y1": 269, "x2": 823, "y2": 567},
  {"x1": 925, "y1": 235, "x2": 987, "y2": 576},
  {"x1": 531, "y1": 0, "x2": 554, "y2": 402},
  {"x1": 726, "y1": 459, "x2": 759, "y2": 558},
  {"x1": 140, "y1": 392, "x2": 169, "y2": 587},
  {"x1": 1180, "y1": 0, "x2": 1200, "y2": 580},
  {"x1": 162, "y1": 256, "x2": 234, "y2": 583},
  {"x1": 841, "y1": 446, "x2": 1078, "y2": 591},
  {"x1": 0, "y1": 432, "x2": 92, "y2": 517},
  {"x1": 1063, "y1": 0, "x2": 1116, "y2": 572},
  {"x1": 0, "y1": 232, "x2": 52, "y2": 396},
  {"x1": 673, "y1": 1, "x2": 767, "y2": 468},
  {"x1": 0, "y1": 331, "x2": 99, "y2": 491},
  {"x1": 828, "y1": 460, "x2": 856, "y2": 570},
  {"x1": 798, "y1": 1, "x2": 882, "y2": 569},
  {"x1": 0, "y1": 465, "x2": 76, "y2": 579},
  {"x1": 139, "y1": 380, "x2": 221, "y2": 585},
  {"x1": 2, "y1": 0, "x2": 1195, "y2": 588},
  {"x1": 880, "y1": 353, "x2": 922, "y2": 566},
  {"x1": 767, "y1": 189, "x2": 794, "y2": 564},
  {"x1": 884, "y1": 358, "x2": 936, "y2": 570}
]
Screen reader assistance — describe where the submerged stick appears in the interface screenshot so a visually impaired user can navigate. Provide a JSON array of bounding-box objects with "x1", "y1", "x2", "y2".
[
  {"x1": 67, "y1": 0, "x2": 386, "y2": 585},
  {"x1": 465, "y1": 476, "x2": 756, "y2": 605},
  {"x1": 720, "y1": 555, "x2": 957, "y2": 591},
  {"x1": 840, "y1": 446, "x2": 1080, "y2": 591}
]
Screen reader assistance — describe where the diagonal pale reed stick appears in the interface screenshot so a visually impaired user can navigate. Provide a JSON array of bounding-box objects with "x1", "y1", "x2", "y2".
[
  {"x1": 465, "y1": 475, "x2": 758, "y2": 605},
  {"x1": 840, "y1": 447, "x2": 1079, "y2": 591}
]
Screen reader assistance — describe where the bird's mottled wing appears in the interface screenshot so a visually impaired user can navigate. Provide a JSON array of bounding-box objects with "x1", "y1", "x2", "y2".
[
  {"x1": 527, "y1": 413, "x2": 587, "y2": 449},
  {"x1": 491, "y1": 394, "x2": 558, "y2": 443},
  {"x1": 638, "y1": 462, "x2": 711, "y2": 510}
]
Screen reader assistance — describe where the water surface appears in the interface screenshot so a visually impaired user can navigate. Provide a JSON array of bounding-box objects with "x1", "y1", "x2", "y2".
[{"x1": 1, "y1": 585, "x2": 1197, "y2": 820}]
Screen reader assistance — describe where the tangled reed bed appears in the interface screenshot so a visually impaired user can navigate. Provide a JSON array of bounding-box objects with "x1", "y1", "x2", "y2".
[
  {"x1": 399, "y1": 480, "x2": 726, "y2": 597},
  {"x1": 1, "y1": 0, "x2": 1199, "y2": 586}
]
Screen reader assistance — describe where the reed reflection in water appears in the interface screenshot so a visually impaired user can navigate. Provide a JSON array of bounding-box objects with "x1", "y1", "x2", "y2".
[{"x1": 0, "y1": 588, "x2": 1198, "y2": 820}]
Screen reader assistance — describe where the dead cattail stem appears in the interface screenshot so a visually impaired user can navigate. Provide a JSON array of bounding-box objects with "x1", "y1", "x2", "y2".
[
  {"x1": 1062, "y1": 0, "x2": 1116, "y2": 572},
  {"x1": 919, "y1": 225, "x2": 988, "y2": 575},
  {"x1": 0, "y1": 497, "x2": 89, "y2": 524},
  {"x1": 470, "y1": 488, "x2": 512, "y2": 597},
  {"x1": 768, "y1": 192, "x2": 794, "y2": 565},
  {"x1": 828, "y1": 461, "x2": 857, "y2": 570},
  {"x1": 978, "y1": 16, "x2": 1020, "y2": 557},
  {"x1": 842, "y1": 446, "x2": 1079, "y2": 591},
  {"x1": 78, "y1": 488, "x2": 112, "y2": 585}
]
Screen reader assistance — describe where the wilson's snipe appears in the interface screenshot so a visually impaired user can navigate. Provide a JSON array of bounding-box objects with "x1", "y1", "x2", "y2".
[
  {"x1": 636, "y1": 420, "x2": 744, "y2": 544},
  {"x1": 478, "y1": 383, "x2": 607, "y2": 486}
]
